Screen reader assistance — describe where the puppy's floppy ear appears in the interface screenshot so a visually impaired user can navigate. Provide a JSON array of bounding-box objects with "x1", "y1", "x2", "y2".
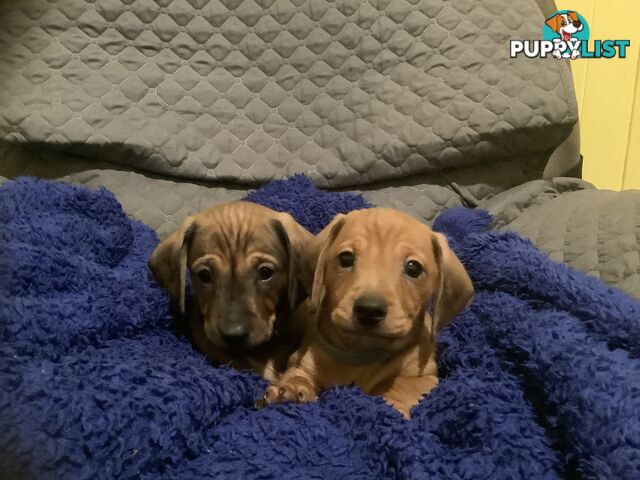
[
  {"x1": 545, "y1": 14, "x2": 562, "y2": 32},
  {"x1": 148, "y1": 218, "x2": 197, "y2": 315},
  {"x1": 311, "y1": 215, "x2": 346, "y2": 308},
  {"x1": 271, "y1": 213, "x2": 315, "y2": 309},
  {"x1": 567, "y1": 11, "x2": 578, "y2": 22},
  {"x1": 430, "y1": 232, "x2": 474, "y2": 336}
]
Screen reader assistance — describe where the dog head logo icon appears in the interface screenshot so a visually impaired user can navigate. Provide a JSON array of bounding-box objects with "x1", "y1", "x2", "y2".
[{"x1": 542, "y1": 10, "x2": 590, "y2": 59}]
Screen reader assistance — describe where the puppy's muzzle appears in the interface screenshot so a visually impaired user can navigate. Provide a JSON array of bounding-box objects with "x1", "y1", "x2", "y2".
[
  {"x1": 353, "y1": 295, "x2": 388, "y2": 326},
  {"x1": 219, "y1": 322, "x2": 249, "y2": 347},
  {"x1": 216, "y1": 300, "x2": 254, "y2": 348}
]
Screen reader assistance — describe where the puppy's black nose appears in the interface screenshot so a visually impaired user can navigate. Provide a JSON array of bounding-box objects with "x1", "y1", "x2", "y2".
[
  {"x1": 353, "y1": 296, "x2": 388, "y2": 326},
  {"x1": 219, "y1": 323, "x2": 249, "y2": 347},
  {"x1": 573, "y1": 20, "x2": 582, "y2": 27}
]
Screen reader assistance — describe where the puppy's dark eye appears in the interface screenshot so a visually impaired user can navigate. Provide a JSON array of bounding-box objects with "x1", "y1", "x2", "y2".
[
  {"x1": 258, "y1": 264, "x2": 274, "y2": 281},
  {"x1": 404, "y1": 260, "x2": 423, "y2": 278},
  {"x1": 338, "y1": 251, "x2": 355, "y2": 268},
  {"x1": 196, "y1": 268, "x2": 213, "y2": 284}
]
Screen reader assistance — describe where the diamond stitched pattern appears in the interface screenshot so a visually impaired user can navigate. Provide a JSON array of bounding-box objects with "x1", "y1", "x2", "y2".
[{"x1": 0, "y1": 0, "x2": 577, "y2": 187}]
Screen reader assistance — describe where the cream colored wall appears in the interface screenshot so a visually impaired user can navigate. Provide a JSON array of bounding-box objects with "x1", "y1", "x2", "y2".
[{"x1": 555, "y1": 1, "x2": 640, "y2": 190}]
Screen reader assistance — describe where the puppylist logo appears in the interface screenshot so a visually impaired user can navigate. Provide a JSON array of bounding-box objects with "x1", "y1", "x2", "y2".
[{"x1": 511, "y1": 10, "x2": 630, "y2": 60}]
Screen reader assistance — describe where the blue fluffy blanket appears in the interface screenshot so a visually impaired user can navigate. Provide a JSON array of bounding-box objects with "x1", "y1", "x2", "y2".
[{"x1": 1, "y1": 176, "x2": 639, "y2": 480}]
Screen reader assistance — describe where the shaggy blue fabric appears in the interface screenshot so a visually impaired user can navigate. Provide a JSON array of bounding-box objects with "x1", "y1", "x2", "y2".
[
  {"x1": 244, "y1": 174, "x2": 371, "y2": 234},
  {"x1": 1, "y1": 177, "x2": 639, "y2": 479}
]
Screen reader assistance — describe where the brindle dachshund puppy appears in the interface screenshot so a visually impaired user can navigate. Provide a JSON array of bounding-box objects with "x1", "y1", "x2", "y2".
[
  {"x1": 259, "y1": 208, "x2": 474, "y2": 417},
  {"x1": 148, "y1": 202, "x2": 315, "y2": 382}
]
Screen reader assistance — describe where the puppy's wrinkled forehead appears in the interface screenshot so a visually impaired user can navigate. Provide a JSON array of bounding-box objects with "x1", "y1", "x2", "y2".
[
  {"x1": 334, "y1": 209, "x2": 434, "y2": 260},
  {"x1": 189, "y1": 203, "x2": 284, "y2": 262}
]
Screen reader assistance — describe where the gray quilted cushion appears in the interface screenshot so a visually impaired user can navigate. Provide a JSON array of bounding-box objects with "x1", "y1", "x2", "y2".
[
  {"x1": 484, "y1": 181, "x2": 640, "y2": 299},
  {"x1": 0, "y1": 0, "x2": 577, "y2": 187},
  {"x1": 0, "y1": 144, "x2": 246, "y2": 238},
  {"x1": 0, "y1": 144, "x2": 461, "y2": 235}
]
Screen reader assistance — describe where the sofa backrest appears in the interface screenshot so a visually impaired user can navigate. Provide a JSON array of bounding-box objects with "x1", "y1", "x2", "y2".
[{"x1": 0, "y1": 0, "x2": 578, "y2": 188}]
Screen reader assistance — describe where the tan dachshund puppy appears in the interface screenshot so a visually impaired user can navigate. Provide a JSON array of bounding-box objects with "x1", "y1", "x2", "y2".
[
  {"x1": 148, "y1": 202, "x2": 315, "y2": 382},
  {"x1": 259, "y1": 208, "x2": 474, "y2": 418}
]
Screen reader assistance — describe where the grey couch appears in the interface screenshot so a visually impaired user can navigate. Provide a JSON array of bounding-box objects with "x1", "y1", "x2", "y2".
[{"x1": 1, "y1": 0, "x2": 638, "y2": 297}]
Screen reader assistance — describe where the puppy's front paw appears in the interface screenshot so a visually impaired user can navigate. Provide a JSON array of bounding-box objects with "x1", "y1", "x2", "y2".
[{"x1": 256, "y1": 378, "x2": 317, "y2": 408}]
